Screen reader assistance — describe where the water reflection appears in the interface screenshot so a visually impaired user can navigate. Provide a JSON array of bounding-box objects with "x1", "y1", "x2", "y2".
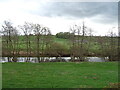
[
  {"x1": 87, "y1": 57, "x2": 108, "y2": 62},
  {"x1": 0, "y1": 56, "x2": 109, "y2": 63}
]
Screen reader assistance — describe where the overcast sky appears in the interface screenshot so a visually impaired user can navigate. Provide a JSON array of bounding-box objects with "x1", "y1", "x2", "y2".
[{"x1": 0, "y1": 0, "x2": 118, "y2": 36}]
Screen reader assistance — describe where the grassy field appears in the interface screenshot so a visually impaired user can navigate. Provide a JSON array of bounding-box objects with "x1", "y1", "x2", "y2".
[
  {"x1": 2, "y1": 35, "x2": 112, "y2": 54},
  {"x1": 2, "y1": 36, "x2": 71, "y2": 50},
  {"x1": 1, "y1": 35, "x2": 101, "y2": 49},
  {"x1": 2, "y1": 62, "x2": 118, "y2": 88}
]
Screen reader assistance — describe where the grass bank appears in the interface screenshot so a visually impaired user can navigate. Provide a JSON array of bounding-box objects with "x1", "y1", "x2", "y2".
[{"x1": 2, "y1": 62, "x2": 118, "y2": 88}]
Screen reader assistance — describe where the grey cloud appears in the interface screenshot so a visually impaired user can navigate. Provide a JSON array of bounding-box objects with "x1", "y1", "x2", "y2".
[{"x1": 32, "y1": 2, "x2": 118, "y2": 24}]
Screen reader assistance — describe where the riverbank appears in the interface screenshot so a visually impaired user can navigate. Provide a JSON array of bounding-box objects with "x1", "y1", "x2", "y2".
[
  {"x1": 2, "y1": 62, "x2": 119, "y2": 88},
  {"x1": 2, "y1": 51, "x2": 104, "y2": 57}
]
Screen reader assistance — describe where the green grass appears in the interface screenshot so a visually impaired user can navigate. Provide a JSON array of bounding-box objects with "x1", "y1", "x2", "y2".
[{"x1": 2, "y1": 62, "x2": 118, "y2": 88}]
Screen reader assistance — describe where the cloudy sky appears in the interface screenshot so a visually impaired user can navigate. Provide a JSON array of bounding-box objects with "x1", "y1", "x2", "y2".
[{"x1": 0, "y1": 0, "x2": 118, "y2": 36}]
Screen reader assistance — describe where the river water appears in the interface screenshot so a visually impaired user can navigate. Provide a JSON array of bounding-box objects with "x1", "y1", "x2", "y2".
[{"x1": 0, "y1": 57, "x2": 109, "y2": 63}]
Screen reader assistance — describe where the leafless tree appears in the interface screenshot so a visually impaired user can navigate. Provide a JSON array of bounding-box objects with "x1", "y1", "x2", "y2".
[
  {"x1": 97, "y1": 29, "x2": 118, "y2": 61},
  {"x1": 19, "y1": 22, "x2": 32, "y2": 62},
  {"x1": 2, "y1": 21, "x2": 19, "y2": 62},
  {"x1": 69, "y1": 25, "x2": 77, "y2": 61},
  {"x1": 33, "y1": 24, "x2": 52, "y2": 62},
  {"x1": 87, "y1": 28, "x2": 94, "y2": 55},
  {"x1": 41, "y1": 27, "x2": 52, "y2": 61},
  {"x1": 32, "y1": 24, "x2": 42, "y2": 62},
  {"x1": 69, "y1": 22, "x2": 87, "y2": 62},
  {"x1": 107, "y1": 30, "x2": 118, "y2": 61}
]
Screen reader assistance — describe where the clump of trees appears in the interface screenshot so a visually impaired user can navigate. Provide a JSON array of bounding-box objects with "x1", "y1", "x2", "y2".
[
  {"x1": 69, "y1": 22, "x2": 88, "y2": 61},
  {"x1": 56, "y1": 32, "x2": 73, "y2": 39},
  {"x1": 32, "y1": 24, "x2": 52, "y2": 62},
  {"x1": 1, "y1": 21, "x2": 53, "y2": 62},
  {"x1": 94, "y1": 29, "x2": 118, "y2": 61},
  {"x1": 1, "y1": 20, "x2": 118, "y2": 62}
]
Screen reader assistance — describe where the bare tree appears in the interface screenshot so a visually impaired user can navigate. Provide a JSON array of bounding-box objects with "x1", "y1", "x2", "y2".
[
  {"x1": 87, "y1": 28, "x2": 94, "y2": 56},
  {"x1": 107, "y1": 30, "x2": 118, "y2": 61},
  {"x1": 41, "y1": 27, "x2": 52, "y2": 61},
  {"x1": 19, "y1": 22, "x2": 32, "y2": 62},
  {"x1": 97, "y1": 29, "x2": 118, "y2": 61},
  {"x1": 32, "y1": 24, "x2": 43, "y2": 62},
  {"x1": 2, "y1": 21, "x2": 19, "y2": 62},
  {"x1": 69, "y1": 22, "x2": 88, "y2": 62},
  {"x1": 69, "y1": 25, "x2": 77, "y2": 61},
  {"x1": 11, "y1": 27, "x2": 19, "y2": 62},
  {"x1": 32, "y1": 23, "x2": 52, "y2": 62}
]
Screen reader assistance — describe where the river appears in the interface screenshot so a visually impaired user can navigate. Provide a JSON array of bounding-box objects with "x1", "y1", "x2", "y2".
[{"x1": 0, "y1": 56, "x2": 109, "y2": 63}]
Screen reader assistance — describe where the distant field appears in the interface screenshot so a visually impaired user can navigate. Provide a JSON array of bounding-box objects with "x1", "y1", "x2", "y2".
[
  {"x1": 2, "y1": 35, "x2": 71, "y2": 50},
  {"x1": 2, "y1": 35, "x2": 107, "y2": 52},
  {"x1": 2, "y1": 62, "x2": 119, "y2": 88}
]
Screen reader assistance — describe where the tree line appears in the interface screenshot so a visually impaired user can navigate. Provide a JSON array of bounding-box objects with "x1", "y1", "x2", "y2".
[{"x1": 1, "y1": 21, "x2": 118, "y2": 62}]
